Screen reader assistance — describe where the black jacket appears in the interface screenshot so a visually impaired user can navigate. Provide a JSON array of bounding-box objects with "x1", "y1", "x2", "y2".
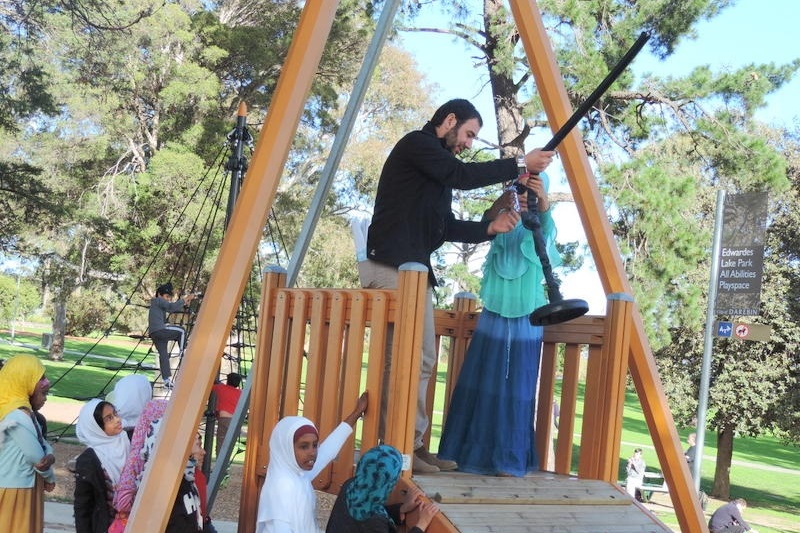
[
  {"x1": 74, "y1": 448, "x2": 114, "y2": 533},
  {"x1": 166, "y1": 476, "x2": 204, "y2": 532},
  {"x1": 367, "y1": 123, "x2": 518, "y2": 285}
]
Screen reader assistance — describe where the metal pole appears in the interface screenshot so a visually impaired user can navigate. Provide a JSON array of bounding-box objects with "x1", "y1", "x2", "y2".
[
  {"x1": 286, "y1": 0, "x2": 403, "y2": 287},
  {"x1": 693, "y1": 189, "x2": 726, "y2": 492},
  {"x1": 224, "y1": 102, "x2": 250, "y2": 230}
]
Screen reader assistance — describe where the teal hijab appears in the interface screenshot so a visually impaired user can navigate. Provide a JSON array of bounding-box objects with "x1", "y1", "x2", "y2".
[{"x1": 345, "y1": 445, "x2": 403, "y2": 521}]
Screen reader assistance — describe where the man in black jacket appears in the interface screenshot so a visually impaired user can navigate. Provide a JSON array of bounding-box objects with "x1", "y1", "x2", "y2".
[
  {"x1": 709, "y1": 499, "x2": 757, "y2": 533},
  {"x1": 361, "y1": 98, "x2": 555, "y2": 473}
]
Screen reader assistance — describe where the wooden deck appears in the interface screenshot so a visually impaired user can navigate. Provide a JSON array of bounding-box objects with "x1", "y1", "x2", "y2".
[{"x1": 412, "y1": 471, "x2": 672, "y2": 533}]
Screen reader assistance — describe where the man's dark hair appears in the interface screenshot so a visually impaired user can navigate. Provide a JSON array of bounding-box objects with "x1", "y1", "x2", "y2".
[
  {"x1": 429, "y1": 99, "x2": 483, "y2": 128},
  {"x1": 156, "y1": 282, "x2": 173, "y2": 297},
  {"x1": 226, "y1": 372, "x2": 242, "y2": 388}
]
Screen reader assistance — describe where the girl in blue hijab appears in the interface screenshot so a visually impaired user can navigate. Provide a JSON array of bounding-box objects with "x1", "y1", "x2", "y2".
[{"x1": 325, "y1": 445, "x2": 439, "y2": 532}]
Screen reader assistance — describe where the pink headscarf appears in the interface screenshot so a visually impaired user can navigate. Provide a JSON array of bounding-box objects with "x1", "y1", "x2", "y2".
[{"x1": 112, "y1": 399, "x2": 168, "y2": 513}]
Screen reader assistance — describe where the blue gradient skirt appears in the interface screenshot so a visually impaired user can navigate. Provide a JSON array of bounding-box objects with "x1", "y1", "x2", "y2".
[{"x1": 437, "y1": 309, "x2": 542, "y2": 476}]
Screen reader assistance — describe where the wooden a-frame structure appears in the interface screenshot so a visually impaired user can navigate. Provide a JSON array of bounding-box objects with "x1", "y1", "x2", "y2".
[{"x1": 125, "y1": 0, "x2": 708, "y2": 531}]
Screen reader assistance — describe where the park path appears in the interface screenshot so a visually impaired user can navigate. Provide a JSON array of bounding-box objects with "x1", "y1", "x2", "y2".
[{"x1": 621, "y1": 439, "x2": 800, "y2": 476}]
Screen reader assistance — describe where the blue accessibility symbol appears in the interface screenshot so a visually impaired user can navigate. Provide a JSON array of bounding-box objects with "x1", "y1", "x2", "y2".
[{"x1": 717, "y1": 321, "x2": 732, "y2": 337}]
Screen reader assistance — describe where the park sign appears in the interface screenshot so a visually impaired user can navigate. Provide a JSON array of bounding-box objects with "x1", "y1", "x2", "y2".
[{"x1": 714, "y1": 192, "x2": 767, "y2": 316}]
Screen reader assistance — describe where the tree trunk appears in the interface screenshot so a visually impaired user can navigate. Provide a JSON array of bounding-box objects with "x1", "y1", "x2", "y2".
[
  {"x1": 711, "y1": 425, "x2": 734, "y2": 499},
  {"x1": 50, "y1": 297, "x2": 66, "y2": 361},
  {"x1": 484, "y1": 0, "x2": 528, "y2": 154}
]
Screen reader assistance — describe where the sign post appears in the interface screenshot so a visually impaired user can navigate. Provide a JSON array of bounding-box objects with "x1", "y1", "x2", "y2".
[{"x1": 694, "y1": 191, "x2": 768, "y2": 492}]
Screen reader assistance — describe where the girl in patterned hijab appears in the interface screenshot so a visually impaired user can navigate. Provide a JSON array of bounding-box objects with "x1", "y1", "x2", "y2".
[
  {"x1": 325, "y1": 445, "x2": 440, "y2": 532},
  {"x1": 346, "y1": 445, "x2": 403, "y2": 521},
  {"x1": 113, "y1": 399, "x2": 168, "y2": 516}
]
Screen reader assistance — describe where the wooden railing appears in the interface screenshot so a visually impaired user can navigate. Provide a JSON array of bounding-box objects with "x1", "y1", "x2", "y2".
[
  {"x1": 239, "y1": 266, "x2": 696, "y2": 533},
  {"x1": 239, "y1": 263, "x2": 431, "y2": 532}
]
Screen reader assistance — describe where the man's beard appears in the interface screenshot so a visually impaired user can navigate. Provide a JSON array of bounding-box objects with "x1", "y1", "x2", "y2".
[{"x1": 443, "y1": 125, "x2": 460, "y2": 153}]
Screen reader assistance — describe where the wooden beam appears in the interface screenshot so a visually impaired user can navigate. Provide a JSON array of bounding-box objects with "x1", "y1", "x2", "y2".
[
  {"x1": 125, "y1": 0, "x2": 343, "y2": 529},
  {"x1": 509, "y1": 1, "x2": 706, "y2": 531}
]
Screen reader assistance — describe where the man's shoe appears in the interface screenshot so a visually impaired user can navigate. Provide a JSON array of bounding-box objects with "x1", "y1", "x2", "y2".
[
  {"x1": 163, "y1": 377, "x2": 174, "y2": 389},
  {"x1": 415, "y1": 447, "x2": 457, "y2": 472},
  {"x1": 412, "y1": 452, "x2": 440, "y2": 474}
]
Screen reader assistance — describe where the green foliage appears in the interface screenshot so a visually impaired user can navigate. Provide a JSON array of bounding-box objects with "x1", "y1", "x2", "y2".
[
  {"x1": 65, "y1": 290, "x2": 113, "y2": 337},
  {"x1": 299, "y1": 218, "x2": 360, "y2": 289},
  {"x1": 0, "y1": 274, "x2": 41, "y2": 323},
  {"x1": 601, "y1": 154, "x2": 708, "y2": 348}
]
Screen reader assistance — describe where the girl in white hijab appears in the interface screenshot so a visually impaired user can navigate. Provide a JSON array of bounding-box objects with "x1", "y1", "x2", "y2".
[
  {"x1": 74, "y1": 399, "x2": 130, "y2": 533},
  {"x1": 256, "y1": 392, "x2": 368, "y2": 533},
  {"x1": 107, "y1": 374, "x2": 152, "y2": 437}
]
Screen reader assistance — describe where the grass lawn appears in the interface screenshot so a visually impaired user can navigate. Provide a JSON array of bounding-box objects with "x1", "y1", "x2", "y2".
[{"x1": 616, "y1": 389, "x2": 800, "y2": 532}]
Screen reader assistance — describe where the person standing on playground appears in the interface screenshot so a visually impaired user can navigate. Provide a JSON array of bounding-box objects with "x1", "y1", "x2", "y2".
[
  {"x1": 437, "y1": 172, "x2": 557, "y2": 477},
  {"x1": 361, "y1": 98, "x2": 555, "y2": 473},
  {"x1": 211, "y1": 372, "x2": 242, "y2": 457},
  {"x1": 149, "y1": 282, "x2": 196, "y2": 389}
]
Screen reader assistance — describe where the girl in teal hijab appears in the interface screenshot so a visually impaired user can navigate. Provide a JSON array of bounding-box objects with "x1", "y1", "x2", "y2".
[{"x1": 326, "y1": 445, "x2": 440, "y2": 532}]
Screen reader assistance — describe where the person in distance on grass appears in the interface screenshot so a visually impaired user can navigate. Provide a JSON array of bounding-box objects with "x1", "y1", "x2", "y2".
[
  {"x1": 256, "y1": 392, "x2": 368, "y2": 533},
  {"x1": 708, "y1": 498, "x2": 759, "y2": 533},
  {"x1": 684, "y1": 432, "x2": 697, "y2": 465},
  {"x1": 625, "y1": 448, "x2": 646, "y2": 501}
]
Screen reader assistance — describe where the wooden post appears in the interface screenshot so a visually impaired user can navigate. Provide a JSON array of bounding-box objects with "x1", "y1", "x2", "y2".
[
  {"x1": 534, "y1": 342, "x2": 557, "y2": 470},
  {"x1": 238, "y1": 266, "x2": 286, "y2": 532},
  {"x1": 384, "y1": 263, "x2": 428, "y2": 478},
  {"x1": 578, "y1": 294, "x2": 633, "y2": 480},
  {"x1": 362, "y1": 291, "x2": 391, "y2": 448},
  {"x1": 443, "y1": 292, "x2": 478, "y2": 411},
  {"x1": 556, "y1": 343, "x2": 581, "y2": 475}
]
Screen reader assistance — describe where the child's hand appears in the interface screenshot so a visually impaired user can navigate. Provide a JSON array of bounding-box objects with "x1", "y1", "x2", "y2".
[
  {"x1": 413, "y1": 500, "x2": 440, "y2": 531},
  {"x1": 399, "y1": 486, "x2": 424, "y2": 514},
  {"x1": 354, "y1": 391, "x2": 368, "y2": 417},
  {"x1": 344, "y1": 391, "x2": 369, "y2": 426}
]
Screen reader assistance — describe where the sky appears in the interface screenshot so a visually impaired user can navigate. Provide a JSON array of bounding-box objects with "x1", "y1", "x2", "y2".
[{"x1": 397, "y1": 0, "x2": 800, "y2": 313}]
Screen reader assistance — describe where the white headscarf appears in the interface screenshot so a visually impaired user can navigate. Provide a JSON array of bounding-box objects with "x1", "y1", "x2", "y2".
[
  {"x1": 76, "y1": 398, "x2": 131, "y2": 485},
  {"x1": 107, "y1": 374, "x2": 152, "y2": 429},
  {"x1": 256, "y1": 416, "x2": 321, "y2": 533}
]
